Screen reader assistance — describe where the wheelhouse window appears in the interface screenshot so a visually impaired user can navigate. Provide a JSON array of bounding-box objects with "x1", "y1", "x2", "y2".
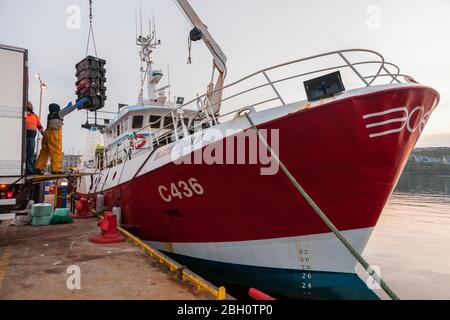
[
  {"x1": 132, "y1": 115, "x2": 144, "y2": 129},
  {"x1": 180, "y1": 118, "x2": 190, "y2": 128},
  {"x1": 163, "y1": 116, "x2": 173, "y2": 129},
  {"x1": 149, "y1": 115, "x2": 162, "y2": 129},
  {"x1": 175, "y1": 118, "x2": 190, "y2": 129},
  {"x1": 117, "y1": 124, "x2": 121, "y2": 137}
]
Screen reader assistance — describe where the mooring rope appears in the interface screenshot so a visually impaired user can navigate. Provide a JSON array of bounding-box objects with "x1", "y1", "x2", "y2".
[{"x1": 244, "y1": 113, "x2": 399, "y2": 300}]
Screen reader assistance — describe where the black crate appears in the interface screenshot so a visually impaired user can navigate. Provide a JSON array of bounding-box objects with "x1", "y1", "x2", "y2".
[
  {"x1": 75, "y1": 56, "x2": 107, "y2": 112},
  {"x1": 75, "y1": 79, "x2": 106, "y2": 92},
  {"x1": 76, "y1": 87, "x2": 106, "y2": 98},
  {"x1": 75, "y1": 56, "x2": 106, "y2": 72},
  {"x1": 75, "y1": 77, "x2": 106, "y2": 87},
  {"x1": 76, "y1": 96, "x2": 106, "y2": 111},
  {"x1": 77, "y1": 92, "x2": 107, "y2": 101},
  {"x1": 75, "y1": 68, "x2": 106, "y2": 79}
]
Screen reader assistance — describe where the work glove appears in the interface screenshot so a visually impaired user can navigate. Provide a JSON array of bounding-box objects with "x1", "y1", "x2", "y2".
[
  {"x1": 62, "y1": 101, "x2": 73, "y2": 110},
  {"x1": 75, "y1": 96, "x2": 89, "y2": 109}
]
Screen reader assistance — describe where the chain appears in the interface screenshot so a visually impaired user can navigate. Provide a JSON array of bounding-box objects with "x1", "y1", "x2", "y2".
[{"x1": 89, "y1": 0, "x2": 93, "y2": 23}]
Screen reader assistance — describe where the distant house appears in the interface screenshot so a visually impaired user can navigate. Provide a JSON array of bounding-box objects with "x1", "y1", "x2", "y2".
[
  {"x1": 410, "y1": 153, "x2": 449, "y2": 165},
  {"x1": 444, "y1": 156, "x2": 450, "y2": 165},
  {"x1": 405, "y1": 148, "x2": 450, "y2": 174}
]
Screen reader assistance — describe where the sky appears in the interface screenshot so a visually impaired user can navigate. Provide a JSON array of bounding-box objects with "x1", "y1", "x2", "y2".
[{"x1": 0, "y1": 0, "x2": 449, "y2": 153}]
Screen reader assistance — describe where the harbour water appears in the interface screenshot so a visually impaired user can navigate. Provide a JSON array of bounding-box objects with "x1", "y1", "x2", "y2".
[
  {"x1": 359, "y1": 174, "x2": 450, "y2": 299},
  {"x1": 165, "y1": 169, "x2": 450, "y2": 300},
  {"x1": 210, "y1": 174, "x2": 450, "y2": 300}
]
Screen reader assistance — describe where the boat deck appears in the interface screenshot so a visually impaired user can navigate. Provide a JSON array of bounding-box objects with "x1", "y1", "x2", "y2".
[{"x1": 0, "y1": 219, "x2": 211, "y2": 300}]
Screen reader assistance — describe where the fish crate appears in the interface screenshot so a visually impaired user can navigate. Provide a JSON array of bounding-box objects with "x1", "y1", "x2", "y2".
[{"x1": 75, "y1": 55, "x2": 106, "y2": 72}]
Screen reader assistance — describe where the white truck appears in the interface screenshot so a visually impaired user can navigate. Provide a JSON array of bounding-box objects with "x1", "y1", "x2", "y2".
[{"x1": 0, "y1": 44, "x2": 28, "y2": 218}]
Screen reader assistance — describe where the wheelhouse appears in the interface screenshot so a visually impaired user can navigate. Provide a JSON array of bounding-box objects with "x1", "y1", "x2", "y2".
[{"x1": 103, "y1": 102, "x2": 197, "y2": 163}]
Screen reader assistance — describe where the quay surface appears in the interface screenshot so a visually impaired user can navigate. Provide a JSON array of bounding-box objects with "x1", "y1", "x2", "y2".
[{"x1": 0, "y1": 219, "x2": 212, "y2": 300}]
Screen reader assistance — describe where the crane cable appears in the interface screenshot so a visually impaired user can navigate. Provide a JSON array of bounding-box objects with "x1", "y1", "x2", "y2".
[
  {"x1": 172, "y1": 0, "x2": 195, "y2": 64},
  {"x1": 85, "y1": 0, "x2": 98, "y2": 57},
  {"x1": 172, "y1": 0, "x2": 194, "y2": 28}
]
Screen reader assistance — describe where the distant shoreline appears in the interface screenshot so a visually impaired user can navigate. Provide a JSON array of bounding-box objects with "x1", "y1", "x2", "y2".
[
  {"x1": 402, "y1": 147, "x2": 450, "y2": 177},
  {"x1": 402, "y1": 171, "x2": 450, "y2": 178}
]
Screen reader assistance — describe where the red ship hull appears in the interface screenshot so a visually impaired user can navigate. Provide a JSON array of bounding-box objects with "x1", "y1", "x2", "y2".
[{"x1": 78, "y1": 84, "x2": 439, "y2": 299}]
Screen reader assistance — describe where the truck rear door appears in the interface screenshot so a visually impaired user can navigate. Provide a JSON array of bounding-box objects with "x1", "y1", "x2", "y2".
[{"x1": 0, "y1": 44, "x2": 27, "y2": 179}]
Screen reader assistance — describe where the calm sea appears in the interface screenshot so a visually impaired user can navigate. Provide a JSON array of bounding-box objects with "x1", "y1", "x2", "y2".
[{"x1": 358, "y1": 174, "x2": 450, "y2": 300}]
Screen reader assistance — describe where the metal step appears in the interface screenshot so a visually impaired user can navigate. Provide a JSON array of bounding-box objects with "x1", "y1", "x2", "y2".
[
  {"x1": 0, "y1": 199, "x2": 16, "y2": 206},
  {"x1": 0, "y1": 213, "x2": 15, "y2": 220}
]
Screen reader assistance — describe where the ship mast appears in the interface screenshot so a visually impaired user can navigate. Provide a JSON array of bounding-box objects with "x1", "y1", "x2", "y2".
[
  {"x1": 175, "y1": 0, "x2": 227, "y2": 115},
  {"x1": 136, "y1": 11, "x2": 165, "y2": 105}
]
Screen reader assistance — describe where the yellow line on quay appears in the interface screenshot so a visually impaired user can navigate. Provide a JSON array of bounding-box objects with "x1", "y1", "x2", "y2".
[
  {"x1": 117, "y1": 227, "x2": 228, "y2": 300},
  {"x1": 0, "y1": 221, "x2": 8, "y2": 238},
  {"x1": 0, "y1": 246, "x2": 12, "y2": 288},
  {"x1": 0, "y1": 222, "x2": 14, "y2": 289}
]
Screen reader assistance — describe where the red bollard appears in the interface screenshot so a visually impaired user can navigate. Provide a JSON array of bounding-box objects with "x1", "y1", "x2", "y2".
[
  {"x1": 89, "y1": 212, "x2": 125, "y2": 244},
  {"x1": 72, "y1": 197, "x2": 94, "y2": 219},
  {"x1": 248, "y1": 288, "x2": 276, "y2": 300}
]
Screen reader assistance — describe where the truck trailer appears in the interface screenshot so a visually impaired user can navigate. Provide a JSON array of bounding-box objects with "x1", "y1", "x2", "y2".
[{"x1": 0, "y1": 44, "x2": 28, "y2": 218}]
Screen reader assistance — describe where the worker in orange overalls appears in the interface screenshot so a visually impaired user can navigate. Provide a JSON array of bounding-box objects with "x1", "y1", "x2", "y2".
[
  {"x1": 35, "y1": 97, "x2": 88, "y2": 175},
  {"x1": 25, "y1": 101, "x2": 45, "y2": 174}
]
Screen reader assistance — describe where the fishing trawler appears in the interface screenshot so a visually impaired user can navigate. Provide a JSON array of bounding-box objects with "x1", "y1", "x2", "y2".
[{"x1": 77, "y1": 0, "x2": 439, "y2": 299}]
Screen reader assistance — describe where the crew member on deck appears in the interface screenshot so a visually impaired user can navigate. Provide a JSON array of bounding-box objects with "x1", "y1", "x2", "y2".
[
  {"x1": 25, "y1": 101, "x2": 45, "y2": 175},
  {"x1": 34, "y1": 97, "x2": 87, "y2": 175}
]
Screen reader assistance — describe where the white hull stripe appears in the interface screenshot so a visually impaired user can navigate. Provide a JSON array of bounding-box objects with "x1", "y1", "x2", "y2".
[{"x1": 147, "y1": 227, "x2": 374, "y2": 274}]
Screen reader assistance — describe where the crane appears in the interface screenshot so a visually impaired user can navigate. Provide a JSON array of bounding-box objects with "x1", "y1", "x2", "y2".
[{"x1": 175, "y1": 0, "x2": 227, "y2": 116}]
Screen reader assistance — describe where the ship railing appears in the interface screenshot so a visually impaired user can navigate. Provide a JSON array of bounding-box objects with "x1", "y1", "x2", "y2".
[
  {"x1": 98, "y1": 49, "x2": 414, "y2": 166},
  {"x1": 149, "y1": 49, "x2": 410, "y2": 137}
]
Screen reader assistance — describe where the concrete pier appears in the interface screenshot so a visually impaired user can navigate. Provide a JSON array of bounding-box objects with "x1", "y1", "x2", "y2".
[{"x1": 0, "y1": 219, "x2": 211, "y2": 300}]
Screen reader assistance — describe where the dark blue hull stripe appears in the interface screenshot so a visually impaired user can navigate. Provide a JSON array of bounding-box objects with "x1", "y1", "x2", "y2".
[{"x1": 162, "y1": 251, "x2": 379, "y2": 300}]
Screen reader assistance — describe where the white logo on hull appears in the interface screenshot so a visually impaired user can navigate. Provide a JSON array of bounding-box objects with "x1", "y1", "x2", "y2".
[{"x1": 363, "y1": 106, "x2": 431, "y2": 138}]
